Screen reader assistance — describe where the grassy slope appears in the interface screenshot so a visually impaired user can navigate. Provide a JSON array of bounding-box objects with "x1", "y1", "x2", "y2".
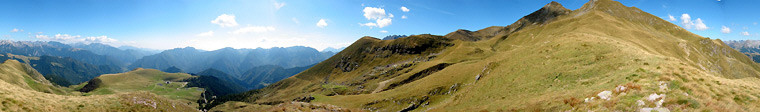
[
  {"x1": 214, "y1": 0, "x2": 760, "y2": 111},
  {"x1": 0, "y1": 60, "x2": 200, "y2": 111},
  {"x1": 83, "y1": 68, "x2": 204, "y2": 105},
  {"x1": 0, "y1": 60, "x2": 68, "y2": 95}
]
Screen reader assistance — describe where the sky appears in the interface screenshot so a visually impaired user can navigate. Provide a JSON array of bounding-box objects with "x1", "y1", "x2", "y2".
[{"x1": 1, "y1": 0, "x2": 759, "y2": 51}]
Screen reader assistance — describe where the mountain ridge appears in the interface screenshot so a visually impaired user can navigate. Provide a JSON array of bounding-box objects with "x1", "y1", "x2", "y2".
[{"x1": 130, "y1": 46, "x2": 334, "y2": 77}]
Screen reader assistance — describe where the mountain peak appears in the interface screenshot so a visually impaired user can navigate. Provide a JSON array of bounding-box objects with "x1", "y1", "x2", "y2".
[
  {"x1": 578, "y1": 0, "x2": 628, "y2": 11},
  {"x1": 523, "y1": 1, "x2": 570, "y2": 24},
  {"x1": 444, "y1": 29, "x2": 480, "y2": 41},
  {"x1": 544, "y1": 1, "x2": 566, "y2": 10}
]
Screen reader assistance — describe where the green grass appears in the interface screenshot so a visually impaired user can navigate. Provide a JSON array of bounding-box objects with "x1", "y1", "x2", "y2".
[
  {"x1": 0, "y1": 60, "x2": 200, "y2": 111},
  {"x1": 86, "y1": 69, "x2": 203, "y2": 103},
  {"x1": 213, "y1": 0, "x2": 760, "y2": 111}
]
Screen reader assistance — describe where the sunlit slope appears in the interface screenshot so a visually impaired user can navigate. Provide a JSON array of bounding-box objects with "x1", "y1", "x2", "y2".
[
  {"x1": 80, "y1": 68, "x2": 204, "y2": 104},
  {"x1": 216, "y1": 0, "x2": 760, "y2": 111},
  {"x1": 0, "y1": 60, "x2": 199, "y2": 111},
  {"x1": 0, "y1": 60, "x2": 68, "y2": 95}
]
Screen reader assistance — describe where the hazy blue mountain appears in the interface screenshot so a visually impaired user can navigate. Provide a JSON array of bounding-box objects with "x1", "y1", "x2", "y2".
[
  {"x1": 322, "y1": 47, "x2": 346, "y2": 53},
  {"x1": 117, "y1": 45, "x2": 163, "y2": 53},
  {"x1": 182, "y1": 75, "x2": 246, "y2": 97},
  {"x1": 239, "y1": 64, "x2": 313, "y2": 89},
  {"x1": 194, "y1": 68, "x2": 246, "y2": 91},
  {"x1": 130, "y1": 46, "x2": 334, "y2": 78},
  {"x1": 238, "y1": 46, "x2": 333, "y2": 70},
  {"x1": 162, "y1": 66, "x2": 184, "y2": 73},
  {"x1": 0, "y1": 40, "x2": 125, "y2": 69},
  {"x1": 0, "y1": 55, "x2": 121, "y2": 86},
  {"x1": 70, "y1": 43, "x2": 159, "y2": 65},
  {"x1": 381, "y1": 35, "x2": 408, "y2": 40}
]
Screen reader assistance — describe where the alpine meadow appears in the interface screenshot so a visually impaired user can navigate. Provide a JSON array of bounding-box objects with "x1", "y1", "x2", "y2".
[{"x1": 2, "y1": 0, "x2": 760, "y2": 112}]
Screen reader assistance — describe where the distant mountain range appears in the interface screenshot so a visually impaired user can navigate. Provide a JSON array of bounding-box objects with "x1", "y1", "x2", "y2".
[
  {"x1": 321, "y1": 47, "x2": 346, "y2": 53},
  {"x1": 70, "y1": 43, "x2": 159, "y2": 65},
  {"x1": 130, "y1": 46, "x2": 334, "y2": 78},
  {"x1": 0, "y1": 40, "x2": 125, "y2": 69},
  {"x1": 0, "y1": 40, "x2": 336, "y2": 92},
  {"x1": 2, "y1": 55, "x2": 121, "y2": 87},
  {"x1": 725, "y1": 40, "x2": 760, "y2": 63},
  {"x1": 381, "y1": 35, "x2": 408, "y2": 40},
  {"x1": 239, "y1": 64, "x2": 314, "y2": 89}
]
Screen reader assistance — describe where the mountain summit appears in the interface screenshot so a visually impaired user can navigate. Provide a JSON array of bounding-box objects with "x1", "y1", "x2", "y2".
[
  {"x1": 212, "y1": 0, "x2": 760, "y2": 111},
  {"x1": 445, "y1": 1, "x2": 570, "y2": 41}
]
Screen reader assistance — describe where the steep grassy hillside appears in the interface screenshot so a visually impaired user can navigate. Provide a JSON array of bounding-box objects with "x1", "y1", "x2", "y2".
[
  {"x1": 213, "y1": 0, "x2": 760, "y2": 111},
  {"x1": 0, "y1": 60, "x2": 199, "y2": 111},
  {"x1": 0, "y1": 60, "x2": 68, "y2": 95}
]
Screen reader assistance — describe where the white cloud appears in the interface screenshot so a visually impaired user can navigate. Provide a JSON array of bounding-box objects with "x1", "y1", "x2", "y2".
[
  {"x1": 35, "y1": 35, "x2": 49, "y2": 39},
  {"x1": 380, "y1": 30, "x2": 388, "y2": 33},
  {"x1": 34, "y1": 34, "x2": 119, "y2": 44},
  {"x1": 376, "y1": 18, "x2": 392, "y2": 28},
  {"x1": 196, "y1": 31, "x2": 214, "y2": 37},
  {"x1": 363, "y1": 7, "x2": 388, "y2": 20},
  {"x1": 742, "y1": 31, "x2": 750, "y2": 36},
  {"x1": 85, "y1": 36, "x2": 118, "y2": 43},
  {"x1": 359, "y1": 19, "x2": 393, "y2": 28},
  {"x1": 361, "y1": 7, "x2": 393, "y2": 28},
  {"x1": 273, "y1": 1, "x2": 285, "y2": 10},
  {"x1": 231, "y1": 26, "x2": 275, "y2": 34},
  {"x1": 679, "y1": 13, "x2": 709, "y2": 31},
  {"x1": 292, "y1": 17, "x2": 300, "y2": 24},
  {"x1": 680, "y1": 14, "x2": 691, "y2": 28},
  {"x1": 10, "y1": 28, "x2": 21, "y2": 33},
  {"x1": 52, "y1": 34, "x2": 81, "y2": 41},
  {"x1": 211, "y1": 14, "x2": 239, "y2": 27},
  {"x1": 668, "y1": 14, "x2": 676, "y2": 21},
  {"x1": 721, "y1": 26, "x2": 731, "y2": 33},
  {"x1": 693, "y1": 18, "x2": 708, "y2": 30},
  {"x1": 401, "y1": 6, "x2": 410, "y2": 12},
  {"x1": 402, "y1": 15, "x2": 407, "y2": 19},
  {"x1": 359, "y1": 23, "x2": 378, "y2": 28},
  {"x1": 317, "y1": 19, "x2": 328, "y2": 28}
]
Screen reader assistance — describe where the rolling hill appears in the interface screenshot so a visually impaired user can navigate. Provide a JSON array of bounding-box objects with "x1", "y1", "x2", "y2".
[
  {"x1": 75, "y1": 68, "x2": 248, "y2": 111},
  {"x1": 212, "y1": 0, "x2": 760, "y2": 111},
  {"x1": 0, "y1": 60, "x2": 200, "y2": 111}
]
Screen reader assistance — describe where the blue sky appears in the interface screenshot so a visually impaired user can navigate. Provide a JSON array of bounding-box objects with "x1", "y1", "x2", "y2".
[{"x1": 1, "y1": 0, "x2": 759, "y2": 51}]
